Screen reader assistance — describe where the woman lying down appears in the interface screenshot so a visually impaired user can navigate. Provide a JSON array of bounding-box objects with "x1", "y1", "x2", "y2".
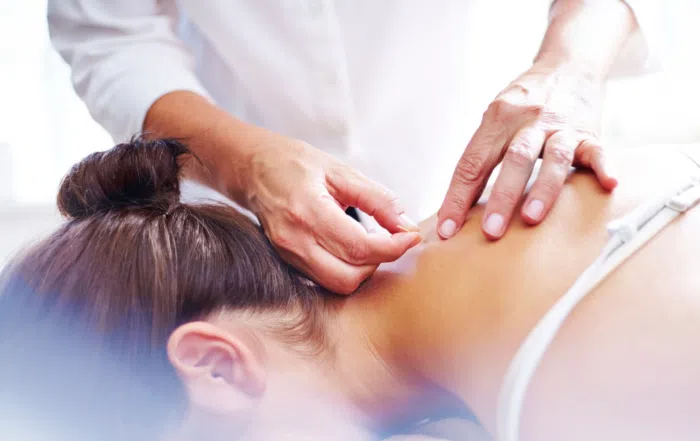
[{"x1": 1, "y1": 137, "x2": 699, "y2": 441}]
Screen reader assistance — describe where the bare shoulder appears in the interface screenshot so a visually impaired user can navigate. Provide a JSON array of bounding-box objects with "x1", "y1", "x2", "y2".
[{"x1": 525, "y1": 145, "x2": 700, "y2": 441}]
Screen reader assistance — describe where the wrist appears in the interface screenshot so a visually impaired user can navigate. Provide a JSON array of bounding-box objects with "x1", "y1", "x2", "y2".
[
  {"x1": 144, "y1": 91, "x2": 264, "y2": 207},
  {"x1": 209, "y1": 118, "x2": 261, "y2": 206},
  {"x1": 224, "y1": 123, "x2": 292, "y2": 210},
  {"x1": 531, "y1": 55, "x2": 606, "y2": 84},
  {"x1": 535, "y1": 0, "x2": 637, "y2": 84}
]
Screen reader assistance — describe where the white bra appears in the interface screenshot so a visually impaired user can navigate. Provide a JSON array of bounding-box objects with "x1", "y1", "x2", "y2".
[{"x1": 497, "y1": 174, "x2": 700, "y2": 441}]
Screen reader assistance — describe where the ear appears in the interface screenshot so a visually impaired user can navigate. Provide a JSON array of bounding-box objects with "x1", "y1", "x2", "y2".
[{"x1": 167, "y1": 321, "x2": 267, "y2": 415}]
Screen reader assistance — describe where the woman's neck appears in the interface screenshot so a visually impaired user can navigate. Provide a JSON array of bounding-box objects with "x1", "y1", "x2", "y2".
[
  {"x1": 327, "y1": 249, "x2": 470, "y2": 431},
  {"x1": 334, "y1": 233, "x2": 505, "y2": 426}
]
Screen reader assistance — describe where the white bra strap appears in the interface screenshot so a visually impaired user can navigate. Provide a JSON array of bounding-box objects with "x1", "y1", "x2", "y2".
[{"x1": 496, "y1": 176, "x2": 700, "y2": 441}]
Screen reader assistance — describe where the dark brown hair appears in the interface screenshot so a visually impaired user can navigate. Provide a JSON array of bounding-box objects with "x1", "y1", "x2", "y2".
[{"x1": 0, "y1": 137, "x2": 327, "y2": 440}]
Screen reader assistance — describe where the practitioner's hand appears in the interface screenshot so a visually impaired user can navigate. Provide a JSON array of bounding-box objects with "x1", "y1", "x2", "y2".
[
  {"x1": 144, "y1": 92, "x2": 420, "y2": 294},
  {"x1": 244, "y1": 133, "x2": 421, "y2": 294},
  {"x1": 437, "y1": 63, "x2": 618, "y2": 241}
]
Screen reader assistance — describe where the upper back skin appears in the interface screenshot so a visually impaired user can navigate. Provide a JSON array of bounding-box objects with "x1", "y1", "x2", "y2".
[{"x1": 354, "y1": 145, "x2": 700, "y2": 441}]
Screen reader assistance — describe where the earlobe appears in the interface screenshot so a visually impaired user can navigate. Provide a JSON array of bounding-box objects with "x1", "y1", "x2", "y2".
[{"x1": 167, "y1": 321, "x2": 267, "y2": 412}]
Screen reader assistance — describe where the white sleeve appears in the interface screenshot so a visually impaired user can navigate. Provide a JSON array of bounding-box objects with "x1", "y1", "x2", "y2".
[{"x1": 48, "y1": 0, "x2": 213, "y2": 143}]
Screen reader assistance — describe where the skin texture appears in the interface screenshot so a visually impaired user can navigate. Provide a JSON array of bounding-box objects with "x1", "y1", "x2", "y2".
[
  {"x1": 145, "y1": 91, "x2": 420, "y2": 294},
  {"x1": 180, "y1": 146, "x2": 700, "y2": 441},
  {"x1": 337, "y1": 146, "x2": 700, "y2": 441},
  {"x1": 144, "y1": 0, "x2": 639, "y2": 293},
  {"x1": 438, "y1": 0, "x2": 638, "y2": 241}
]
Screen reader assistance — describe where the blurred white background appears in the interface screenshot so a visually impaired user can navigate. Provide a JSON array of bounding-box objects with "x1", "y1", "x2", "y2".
[{"x1": 0, "y1": 0, "x2": 698, "y2": 264}]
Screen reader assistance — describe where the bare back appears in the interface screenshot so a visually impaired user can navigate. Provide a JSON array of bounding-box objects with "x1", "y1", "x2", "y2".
[{"x1": 353, "y1": 146, "x2": 700, "y2": 441}]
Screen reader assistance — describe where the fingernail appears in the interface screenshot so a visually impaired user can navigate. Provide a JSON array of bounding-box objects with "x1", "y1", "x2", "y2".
[
  {"x1": 409, "y1": 232, "x2": 423, "y2": 246},
  {"x1": 395, "y1": 231, "x2": 422, "y2": 246},
  {"x1": 439, "y1": 219, "x2": 457, "y2": 239},
  {"x1": 524, "y1": 199, "x2": 544, "y2": 221},
  {"x1": 484, "y1": 213, "x2": 504, "y2": 237},
  {"x1": 399, "y1": 213, "x2": 420, "y2": 232}
]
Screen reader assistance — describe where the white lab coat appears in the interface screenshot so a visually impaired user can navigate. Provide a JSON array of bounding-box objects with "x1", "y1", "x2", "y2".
[{"x1": 48, "y1": 0, "x2": 660, "y2": 220}]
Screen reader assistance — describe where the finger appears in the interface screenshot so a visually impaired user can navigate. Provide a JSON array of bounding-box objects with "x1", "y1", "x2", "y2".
[
  {"x1": 326, "y1": 167, "x2": 419, "y2": 233},
  {"x1": 521, "y1": 131, "x2": 576, "y2": 225},
  {"x1": 437, "y1": 121, "x2": 509, "y2": 239},
  {"x1": 278, "y1": 244, "x2": 378, "y2": 295},
  {"x1": 573, "y1": 138, "x2": 618, "y2": 191},
  {"x1": 482, "y1": 125, "x2": 546, "y2": 239},
  {"x1": 313, "y1": 198, "x2": 422, "y2": 265}
]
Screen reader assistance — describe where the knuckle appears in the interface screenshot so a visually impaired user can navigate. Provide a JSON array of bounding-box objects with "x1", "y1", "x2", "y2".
[
  {"x1": 346, "y1": 238, "x2": 369, "y2": 263},
  {"x1": 375, "y1": 187, "x2": 402, "y2": 216},
  {"x1": 382, "y1": 187, "x2": 401, "y2": 208},
  {"x1": 579, "y1": 139, "x2": 604, "y2": 164},
  {"x1": 454, "y1": 153, "x2": 487, "y2": 186},
  {"x1": 326, "y1": 167, "x2": 350, "y2": 191},
  {"x1": 586, "y1": 140, "x2": 604, "y2": 156},
  {"x1": 490, "y1": 188, "x2": 521, "y2": 208},
  {"x1": 487, "y1": 99, "x2": 546, "y2": 126},
  {"x1": 268, "y1": 228, "x2": 296, "y2": 253},
  {"x1": 335, "y1": 165, "x2": 362, "y2": 183},
  {"x1": 505, "y1": 144, "x2": 536, "y2": 168},
  {"x1": 526, "y1": 103, "x2": 546, "y2": 119},
  {"x1": 539, "y1": 109, "x2": 567, "y2": 127},
  {"x1": 442, "y1": 191, "x2": 470, "y2": 216},
  {"x1": 265, "y1": 226, "x2": 281, "y2": 246},
  {"x1": 336, "y1": 271, "x2": 366, "y2": 294},
  {"x1": 325, "y1": 166, "x2": 344, "y2": 186},
  {"x1": 284, "y1": 202, "x2": 306, "y2": 225},
  {"x1": 485, "y1": 99, "x2": 514, "y2": 124},
  {"x1": 327, "y1": 165, "x2": 356, "y2": 192},
  {"x1": 546, "y1": 143, "x2": 575, "y2": 166},
  {"x1": 535, "y1": 178, "x2": 562, "y2": 200}
]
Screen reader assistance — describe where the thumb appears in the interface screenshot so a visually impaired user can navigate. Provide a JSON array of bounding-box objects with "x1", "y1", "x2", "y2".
[{"x1": 326, "y1": 166, "x2": 420, "y2": 234}]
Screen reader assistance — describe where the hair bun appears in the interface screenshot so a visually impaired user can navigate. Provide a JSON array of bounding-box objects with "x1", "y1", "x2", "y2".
[{"x1": 58, "y1": 137, "x2": 189, "y2": 219}]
